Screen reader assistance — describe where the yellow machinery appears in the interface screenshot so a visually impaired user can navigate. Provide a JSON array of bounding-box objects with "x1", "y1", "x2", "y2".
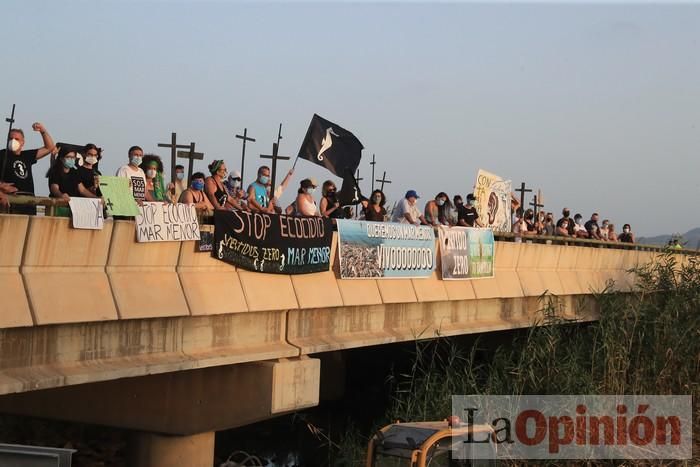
[{"x1": 366, "y1": 419, "x2": 498, "y2": 467}]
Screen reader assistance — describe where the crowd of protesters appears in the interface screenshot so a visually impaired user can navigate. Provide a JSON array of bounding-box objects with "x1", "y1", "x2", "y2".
[{"x1": 0, "y1": 124, "x2": 637, "y2": 244}]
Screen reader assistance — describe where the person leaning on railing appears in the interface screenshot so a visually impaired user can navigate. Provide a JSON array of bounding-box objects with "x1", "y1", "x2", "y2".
[
  {"x1": 179, "y1": 172, "x2": 213, "y2": 213},
  {"x1": 618, "y1": 224, "x2": 635, "y2": 243},
  {"x1": 46, "y1": 148, "x2": 97, "y2": 216}
]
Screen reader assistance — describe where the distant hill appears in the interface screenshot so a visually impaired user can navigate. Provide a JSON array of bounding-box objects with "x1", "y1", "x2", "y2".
[{"x1": 638, "y1": 227, "x2": 700, "y2": 249}]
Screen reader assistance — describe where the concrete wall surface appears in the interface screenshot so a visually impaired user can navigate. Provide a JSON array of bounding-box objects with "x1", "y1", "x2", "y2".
[{"x1": 0, "y1": 214, "x2": 677, "y2": 397}]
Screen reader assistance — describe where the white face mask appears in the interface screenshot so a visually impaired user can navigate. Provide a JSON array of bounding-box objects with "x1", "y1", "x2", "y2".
[
  {"x1": 305, "y1": 187, "x2": 316, "y2": 195},
  {"x1": 85, "y1": 156, "x2": 98, "y2": 165},
  {"x1": 146, "y1": 169, "x2": 157, "y2": 178},
  {"x1": 7, "y1": 138, "x2": 20, "y2": 152},
  {"x1": 231, "y1": 180, "x2": 241, "y2": 188},
  {"x1": 623, "y1": 228, "x2": 630, "y2": 233}
]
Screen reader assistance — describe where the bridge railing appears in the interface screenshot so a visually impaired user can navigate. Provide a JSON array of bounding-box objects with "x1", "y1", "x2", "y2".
[{"x1": 3, "y1": 194, "x2": 695, "y2": 255}]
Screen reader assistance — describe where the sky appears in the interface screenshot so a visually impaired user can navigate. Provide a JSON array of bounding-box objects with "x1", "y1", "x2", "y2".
[{"x1": 2, "y1": 0, "x2": 699, "y2": 237}]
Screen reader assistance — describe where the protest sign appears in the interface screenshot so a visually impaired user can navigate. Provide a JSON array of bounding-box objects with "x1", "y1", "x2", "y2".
[
  {"x1": 99, "y1": 176, "x2": 140, "y2": 217},
  {"x1": 213, "y1": 210, "x2": 333, "y2": 274},
  {"x1": 197, "y1": 230, "x2": 214, "y2": 252},
  {"x1": 438, "y1": 226, "x2": 495, "y2": 280},
  {"x1": 135, "y1": 202, "x2": 200, "y2": 243},
  {"x1": 337, "y1": 219, "x2": 436, "y2": 279},
  {"x1": 473, "y1": 169, "x2": 512, "y2": 232},
  {"x1": 68, "y1": 197, "x2": 104, "y2": 230}
]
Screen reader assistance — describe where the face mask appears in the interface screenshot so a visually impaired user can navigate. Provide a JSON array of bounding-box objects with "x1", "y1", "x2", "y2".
[
  {"x1": 305, "y1": 187, "x2": 316, "y2": 195},
  {"x1": 563, "y1": 211, "x2": 570, "y2": 217},
  {"x1": 176, "y1": 172, "x2": 185, "y2": 181},
  {"x1": 373, "y1": 195, "x2": 382, "y2": 203},
  {"x1": 130, "y1": 156, "x2": 142, "y2": 166},
  {"x1": 468, "y1": 200, "x2": 475, "y2": 206},
  {"x1": 7, "y1": 138, "x2": 20, "y2": 152},
  {"x1": 231, "y1": 179, "x2": 241, "y2": 188},
  {"x1": 623, "y1": 228, "x2": 630, "y2": 233},
  {"x1": 192, "y1": 180, "x2": 204, "y2": 191},
  {"x1": 146, "y1": 169, "x2": 157, "y2": 178},
  {"x1": 259, "y1": 175, "x2": 269, "y2": 185},
  {"x1": 576, "y1": 219, "x2": 582, "y2": 225},
  {"x1": 63, "y1": 158, "x2": 76, "y2": 169},
  {"x1": 85, "y1": 156, "x2": 98, "y2": 165},
  {"x1": 437, "y1": 199, "x2": 445, "y2": 206}
]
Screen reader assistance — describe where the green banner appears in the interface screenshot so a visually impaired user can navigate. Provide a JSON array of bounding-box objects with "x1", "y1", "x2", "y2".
[{"x1": 99, "y1": 176, "x2": 140, "y2": 217}]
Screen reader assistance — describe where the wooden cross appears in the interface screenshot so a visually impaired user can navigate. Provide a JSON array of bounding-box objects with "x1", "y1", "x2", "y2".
[
  {"x1": 376, "y1": 171, "x2": 392, "y2": 192},
  {"x1": 1, "y1": 104, "x2": 16, "y2": 183},
  {"x1": 369, "y1": 154, "x2": 377, "y2": 191},
  {"x1": 515, "y1": 182, "x2": 532, "y2": 211},
  {"x1": 276, "y1": 123, "x2": 283, "y2": 147},
  {"x1": 259, "y1": 142, "x2": 290, "y2": 198},
  {"x1": 235, "y1": 128, "x2": 256, "y2": 185},
  {"x1": 354, "y1": 169, "x2": 364, "y2": 219},
  {"x1": 177, "y1": 143, "x2": 204, "y2": 182},
  {"x1": 529, "y1": 194, "x2": 544, "y2": 218},
  {"x1": 158, "y1": 132, "x2": 190, "y2": 184}
]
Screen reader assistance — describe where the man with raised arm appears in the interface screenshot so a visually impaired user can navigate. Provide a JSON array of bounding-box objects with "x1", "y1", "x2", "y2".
[{"x1": 0, "y1": 122, "x2": 56, "y2": 214}]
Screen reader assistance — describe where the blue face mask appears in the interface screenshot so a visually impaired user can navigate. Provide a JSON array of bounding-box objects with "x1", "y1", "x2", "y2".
[
  {"x1": 63, "y1": 158, "x2": 76, "y2": 169},
  {"x1": 192, "y1": 180, "x2": 204, "y2": 191},
  {"x1": 259, "y1": 175, "x2": 269, "y2": 185},
  {"x1": 176, "y1": 172, "x2": 185, "y2": 181}
]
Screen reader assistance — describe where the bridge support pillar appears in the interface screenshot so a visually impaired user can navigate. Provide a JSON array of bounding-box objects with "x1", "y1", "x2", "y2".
[{"x1": 128, "y1": 431, "x2": 214, "y2": 467}]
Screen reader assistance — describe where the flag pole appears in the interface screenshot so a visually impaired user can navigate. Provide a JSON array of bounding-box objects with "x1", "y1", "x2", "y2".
[{"x1": 291, "y1": 154, "x2": 300, "y2": 170}]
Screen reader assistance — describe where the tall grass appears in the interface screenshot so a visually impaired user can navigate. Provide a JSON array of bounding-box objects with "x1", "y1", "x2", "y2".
[{"x1": 332, "y1": 253, "x2": 700, "y2": 465}]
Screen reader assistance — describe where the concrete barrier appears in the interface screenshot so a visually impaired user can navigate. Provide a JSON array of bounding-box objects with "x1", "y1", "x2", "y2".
[
  {"x1": 0, "y1": 215, "x2": 32, "y2": 328},
  {"x1": 176, "y1": 225, "x2": 248, "y2": 316},
  {"x1": 22, "y1": 216, "x2": 118, "y2": 325},
  {"x1": 237, "y1": 271, "x2": 298, "y2": 312},
  {"x1": 107, "y1": 221, "x2": 189, "y2": 319},
  {"x1": 494, "y1": 241, "x2": 524, "y2": 298}
]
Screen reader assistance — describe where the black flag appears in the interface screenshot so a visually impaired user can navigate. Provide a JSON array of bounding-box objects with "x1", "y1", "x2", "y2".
[
  {"x1": 337, "y1": 168, "x2": 366, "y2": 207},
  {"x1": 297, "y1": 114, "x2": 364, "y2": 177}
]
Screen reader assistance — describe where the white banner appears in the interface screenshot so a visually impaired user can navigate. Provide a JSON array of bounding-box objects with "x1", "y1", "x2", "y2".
[
  {"x1": 135, "y1": 202, "x2": 200, "y2": 243},
  {"x1": 473, "y1": 169, "x2": 512, "y2": 232},
  {"x1": 69, "y1": 198, "x2": 104, "y2": 230}
]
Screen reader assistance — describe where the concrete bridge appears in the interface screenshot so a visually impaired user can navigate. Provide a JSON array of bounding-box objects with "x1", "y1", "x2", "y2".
[{"x1": 0, "y1": 213, "x2": 685, "y2": 466}]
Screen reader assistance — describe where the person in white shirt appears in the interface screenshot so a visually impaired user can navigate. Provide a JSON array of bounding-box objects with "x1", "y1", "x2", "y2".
[
  {"x1": 294, "y1": 178, "x2": 319, "y2": 216},
  {"x1": 115, "y1": 145, "x2": 148, "y2": 204},
  {"x1": 391, "y1": 190, "x2": 427, "y2": 225}
]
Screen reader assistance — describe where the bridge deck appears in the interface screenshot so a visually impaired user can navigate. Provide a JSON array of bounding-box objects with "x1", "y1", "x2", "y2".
[{"x1": 0, "y1": 214, "x2": 686, "y2": 395}]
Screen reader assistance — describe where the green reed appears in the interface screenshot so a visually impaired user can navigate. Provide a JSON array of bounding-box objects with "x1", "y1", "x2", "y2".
[{"x1": 331, "y1": 252, "x2": 699, "y2": 466}]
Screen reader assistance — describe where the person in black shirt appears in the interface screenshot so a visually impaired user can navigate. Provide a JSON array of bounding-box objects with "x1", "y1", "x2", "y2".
[
  {"x1": 619, "y1": 224, "x2": 635, "y2": 243},
  {"x1": 47, "y1": 150, "x2": 96, "y2": 217},
  {"x1": 362, "y1": 189, "x2": 387, "y2": 222},
  {"x1": 556, "y1": 207, "x2": 575, "y2": 236},
  {"x1": 457, "y1": 193, "x2": 482, "y2": 227},
  {"x1": 79, "y1": 143, "x2": 102, "y2": 196},
  {"x1": 584, "y1": 213, "x2": 602, "y2": 240},
  {"x1": 0, "y1": 123, "x2": 56, "y2": 214}
]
